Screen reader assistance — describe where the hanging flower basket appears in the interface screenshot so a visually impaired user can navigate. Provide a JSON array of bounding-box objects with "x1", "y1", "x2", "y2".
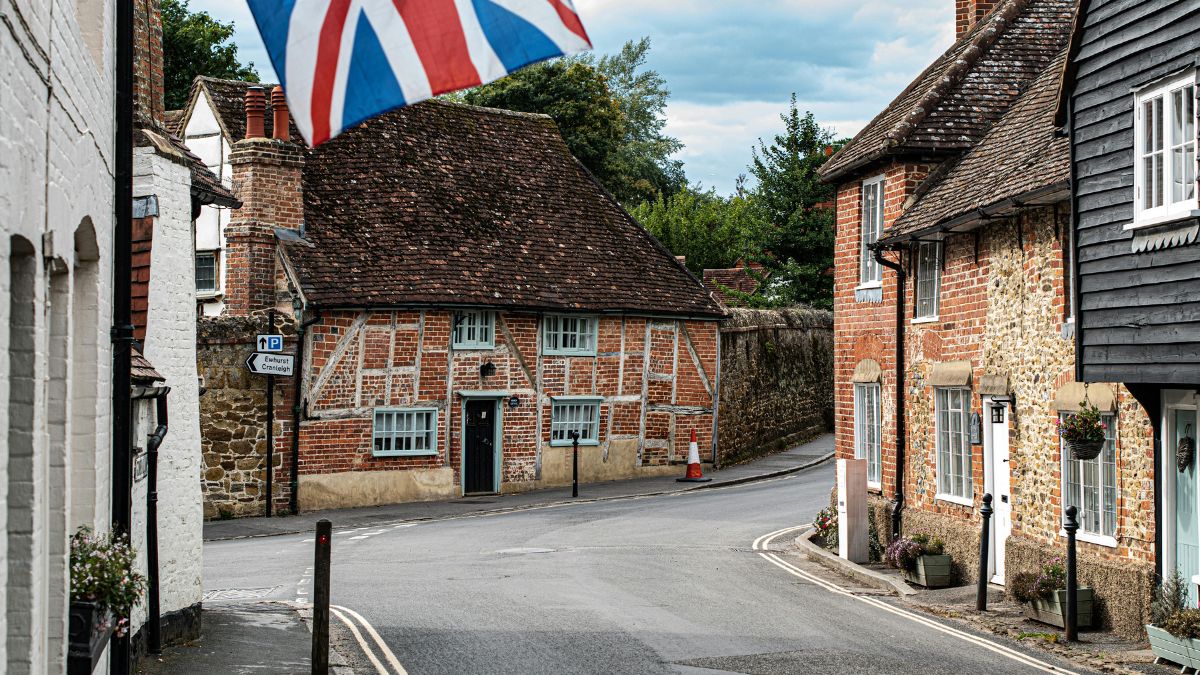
[
  {"x1": 1178, "y1": 424, "x2": 1194, "y2": 472},
  {"x1": 1067, "y1": 438, "x2": 1105, "y2": 461}
]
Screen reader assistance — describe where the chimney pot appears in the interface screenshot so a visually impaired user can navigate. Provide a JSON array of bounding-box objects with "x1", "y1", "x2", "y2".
[
  {"x1": 271, "y1": 86, "x2": 290, "y2": 141},
  {"x1": 245, "y1": 86, "x2": 266, "y2": 139}
]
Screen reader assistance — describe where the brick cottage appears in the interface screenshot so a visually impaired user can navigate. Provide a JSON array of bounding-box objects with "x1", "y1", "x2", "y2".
[
  {"x1": 175, "y1": 82, "x2": 726, "y2": 512},
  {"x1": 821, "y1": 0, "x2": 1155, "y2": 637}
]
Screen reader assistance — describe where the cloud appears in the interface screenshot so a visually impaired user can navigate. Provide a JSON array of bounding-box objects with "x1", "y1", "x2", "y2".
[{"x1": 186, "y1": 0, "x2": 954, "y2": 194}]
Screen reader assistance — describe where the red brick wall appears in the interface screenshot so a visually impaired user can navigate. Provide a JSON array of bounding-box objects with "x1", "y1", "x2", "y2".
[
  {"x1": 294, "y1": 311, "x2": 719, "y2": 490},
  {"x1": 133, "y1": 0, "x2": 165, "y2": 127},
  {"x1": 956, "y1": 0, "x2": 996, "y2": 38}
]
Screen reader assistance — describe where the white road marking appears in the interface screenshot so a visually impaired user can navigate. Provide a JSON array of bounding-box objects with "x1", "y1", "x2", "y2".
[
  {"x1": 753, "y1": 527, "x2": 1078, "y2": 675},
  {"x1": 330, "y1": 607, "x2": 390, "y2": 675},
  {"x1": 333, "y1": 605, "x2": 409, "y2": 675}
]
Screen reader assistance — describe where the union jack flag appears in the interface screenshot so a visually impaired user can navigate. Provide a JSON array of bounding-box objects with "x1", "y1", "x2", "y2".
[{"x1": 247, "y1": 0, "x2": 592, "y2": 146}]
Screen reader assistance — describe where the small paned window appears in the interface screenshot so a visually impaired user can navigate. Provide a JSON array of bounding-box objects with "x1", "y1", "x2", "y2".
[
  {"x1": 936, "y1": 388, "x2": 972, "y2": 502},
  {"x1": 854, "y1": 383, "x2": 881, "y2": 485},
  {"x1": 543, "y1": 315, "x2": 597, "y2": 356},
  {"x1": 1134, "y1": 73, "x2": 1197, "y2": 226},
  {"x1": 860, "y1": 175, "x2": 885, "y2": 285},
  {"x1": 453, "y1": 311, "x2": 494, "y2": 349},
  {"x1": 373, "y1": 408, "x2": 438, "y2": 457},
  {"x1": 1061, "y1": 413, "x2": 1117, "y2": 539},
  {"x1": 550, "y1": 398, "x2": 601, "y2": 445},
  {"x1": 914, "y1": 242, "x2": 941, "y2": 320},
  {"x1": 195, "y1": 252, "x2": 218, "y2": 293}
]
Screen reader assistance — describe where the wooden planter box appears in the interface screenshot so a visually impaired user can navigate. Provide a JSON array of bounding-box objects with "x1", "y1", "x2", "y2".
[
  {"x1": 1147, "y1": 624, "x2": 1200, "y2": 671},
  {"x1": 902, "y1": 554, "x2": 953, "y2": 588},
  {"x1": 1023, "y1": 587, "x2": 1093, "y2": 629},
  {"x1": 67, "y1": 600, "x2": 113, "y2": 675}
]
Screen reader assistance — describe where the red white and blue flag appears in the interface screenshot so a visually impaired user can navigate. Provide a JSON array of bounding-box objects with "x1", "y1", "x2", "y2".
[{"x1": 247, "y1": 0, "x2": 592, "y2": 146}]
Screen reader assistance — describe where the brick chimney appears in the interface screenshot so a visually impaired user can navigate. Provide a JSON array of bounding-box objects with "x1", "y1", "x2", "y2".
[
  {"x1": 956, "y1": 0, "x2": 996, "y2": 39},
  {"x1": 132, "y1": 0, "x2": 166, "y2": 127},
  {"x1": 224, "y1": 86, "x2": 304, "y2": 316}
]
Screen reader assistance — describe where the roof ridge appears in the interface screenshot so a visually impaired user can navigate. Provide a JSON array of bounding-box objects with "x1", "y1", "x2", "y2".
[
  {"x1": 883, "y1": 0, "x2": 1032, "y2": 149},
  {"x1": 425, "y1": 97, "x2": 555, "y2": 122}
]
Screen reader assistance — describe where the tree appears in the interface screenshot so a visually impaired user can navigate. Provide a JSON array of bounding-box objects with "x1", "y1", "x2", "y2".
[
  {"x1": 747, "y1": 95, "x2": 840, "y2": 310},
  {"x1": 162, "y1": 0, "x2": 259, "y2": 110},
  {"x1": 630, "y1": 186, "x2": 768, "y2": 276}
]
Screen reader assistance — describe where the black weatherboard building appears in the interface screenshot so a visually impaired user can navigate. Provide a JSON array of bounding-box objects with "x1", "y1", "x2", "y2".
[{"x1": 1060, "y1": 0, "x2": 1200, "y2": 590}]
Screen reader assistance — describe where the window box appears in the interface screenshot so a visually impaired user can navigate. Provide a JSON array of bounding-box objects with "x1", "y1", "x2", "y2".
[
  {"x1": 372, "y1": 408, "x2": 438, "y2": 457},
  {"x1": 1147, "y1": 625, "x2": 1200, "y2": 671},
  {"x1": 453, "y1": 311, "x2": 495, "y2": 349},
  {"x1": 1022, "y1": 587, "x2": 1094, "y2": 629},
  {"x1": 902, "y1": 554, "x2": 953, "y2": 588},
  {"x1": 67, "y1": 600, "x2": 113, "y2": 675},
  {"x1": 550, "y1": 397, "x2": 601, "y2": 446},
  {"x1": 543, "y1": 315, "x2": 597, "y2": 356}
]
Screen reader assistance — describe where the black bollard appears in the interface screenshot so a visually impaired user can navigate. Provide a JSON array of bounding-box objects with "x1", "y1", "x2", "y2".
[
  {"x1": 571, "y1": 432, "x2": 579, "y2": 498},
  {"x1": 312, "y1": 520, "x2": 332, "y2": 674},
  {"x1": 1064, "y1": 505, "x2": 1079, "y2": 642},
  {"x1": 977, "y1": 493, "x2": 993, "y2": 611}
]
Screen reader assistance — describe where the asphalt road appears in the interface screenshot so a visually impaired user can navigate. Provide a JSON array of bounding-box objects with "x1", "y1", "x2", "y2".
[{"x1": 205, "y1": 463, "x2": 1092, "y2": 674}]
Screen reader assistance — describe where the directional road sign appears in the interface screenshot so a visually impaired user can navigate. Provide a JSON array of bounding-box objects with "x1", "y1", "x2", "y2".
[
  {"x1": 245, "y1": 352, "x2": 294, "y2": 377},
  {"x1": 257, "y1": 334, "x2": 284, "y2": 352}
]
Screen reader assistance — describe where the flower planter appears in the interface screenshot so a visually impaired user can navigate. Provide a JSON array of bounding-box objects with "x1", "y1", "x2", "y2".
[
  {"x1": 67, "y1": 600, "x2": 113, "y2": 675},
  {"x1": 902, "y1": 554, "x2": 953, "y2": 588},
  {"x1": 1147, "y1": 624, "x2": 1200, "y2": 671},
  {"x1": 1066, "y1": 438, "x2": 1104, "y2": 461},
  {"x1": 1023, "y1": 587, "x2": 1093, "y2": 629}
]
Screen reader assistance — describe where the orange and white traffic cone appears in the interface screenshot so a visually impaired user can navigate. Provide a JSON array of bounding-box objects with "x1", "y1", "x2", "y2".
[{"x1": 676, "y1": 429, "x2": 711, "y2": 483}]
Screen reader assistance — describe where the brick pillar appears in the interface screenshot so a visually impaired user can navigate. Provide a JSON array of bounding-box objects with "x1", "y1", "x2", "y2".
[
  {"x1": 132, "y1": 0, "x2": 165, "y2": 127},
  {"x1": 956, "y1": 0, "x2": 996, "y2": 39},
  {"x1": 224, "y1": 89, "x2": 304, "y2": 316}
]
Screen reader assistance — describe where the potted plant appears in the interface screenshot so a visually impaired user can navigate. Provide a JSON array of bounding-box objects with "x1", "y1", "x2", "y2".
[
  {"x1": 885, "y1": 534, "x2": 952, "y2": 587},
  {"x1": 1146, "y1": 568, "x2": 1200, "y2": 670},
  {"x1": 1057, "y1": 401, "x2": 1107, "y2": 460},
  {"x1": 68, "y1": 527, "x2": 146, "y2": 675},
  {"x1": 1011, "y1": 557, "x2": 1093, "y2": 628}
]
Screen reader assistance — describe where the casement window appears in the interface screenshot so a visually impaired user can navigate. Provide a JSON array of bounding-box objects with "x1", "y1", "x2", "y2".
[
  {"x1": 453, "y1": 310, "x2": 494, "y2": 349},
  {"x1": 372, "y1": 408, "x2": 438, "y2": 457},
  {"x1": 935, "y1": 388, "x2": 973, "y2": 503},
  {"x1": 914, "y1": 241, "x2": 941, "y2": 320},
  {"x1": 854, "y1": 383, "x2": 882, "y2": 486},
  {"x1": 1134, "y1": 73, "x2": 1198, "y2": 227},
  {"x1": 543, "y1": 315, "x2": 597, "y2": 356},
  {"x1": 1061, "y1": 413, "x2": 1117, "y2": 542},
  {"x1": 195, "y1": 251, "x2": 218, "y2": 293},
  {"x1": 860, "y1": 175, "x2": 885, "y2": 285},
  {"x1": 550, "y1": 397, "x2": 601, "y2": 445}
]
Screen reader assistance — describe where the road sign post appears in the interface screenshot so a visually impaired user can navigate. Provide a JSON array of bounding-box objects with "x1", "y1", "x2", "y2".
[{"x1": 266, "y1": 311, "x2": 275, "y2": 517}]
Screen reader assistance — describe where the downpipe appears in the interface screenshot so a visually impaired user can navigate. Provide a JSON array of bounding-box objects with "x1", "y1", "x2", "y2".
[
  {"x1": 132, "y1": 386, "x2": 171, "y2": 654},
  {"x1": 873, "y1": 245, "x2": 907, "y2": 540},
  {"x1": 291, "y1": 306, "x2": 322, "y2": 515}
]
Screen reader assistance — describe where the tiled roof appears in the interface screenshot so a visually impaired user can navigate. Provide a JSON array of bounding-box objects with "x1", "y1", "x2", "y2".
[
  {"x1": 284, "y1": 100, "x2": 724, "y2": 318},
  {"x1": 819, "y1": 0, "x2": 1074, "y2": 182},
  {"x1": 137, "y1": 126, "x2": 240, "y2": 208},
  {"x1": 131, "y1": 347, "x2": 165, "y2": 383},
  {"x1": 703, "y1": 262, "x2": 768, "y2": 307},
  {"x1": 164, "y1": 109, "x2": 184, "y2": 136},
  {"x1": 186, "y1": 76, "x2": 303, "y2": 143},
  {"x1": 885, "y1": 49, "x2": 1070, "y2": 241}
]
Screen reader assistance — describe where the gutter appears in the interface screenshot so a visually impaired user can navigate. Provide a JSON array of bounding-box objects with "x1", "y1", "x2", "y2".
[
  {"x1": 873, "y1": 244, "x2": 907, "y2": 540},
  {"x1": 131, "y1": 385, "x2": 170, "y2": 655},
  {"x1": 291, "y1": 307, "x2": 323, "y2": 515}
]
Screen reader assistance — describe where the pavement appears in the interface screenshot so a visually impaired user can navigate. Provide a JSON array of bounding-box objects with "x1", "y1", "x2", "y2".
[
  {"x1": 197, "y1": 438, "x2": 1098, "y2": 674},
  {"x1": 203, "y1": 434, "x2": 835, "y2": 541}
]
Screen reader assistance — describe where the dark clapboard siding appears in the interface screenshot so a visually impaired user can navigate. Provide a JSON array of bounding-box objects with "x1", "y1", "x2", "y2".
[{"x1": 1071, "y1": 0, "x2": 1200, "y2": 385}]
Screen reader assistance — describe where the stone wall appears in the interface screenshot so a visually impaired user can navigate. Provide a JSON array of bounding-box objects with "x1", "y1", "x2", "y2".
[
  {"x1": 198, "y1": 314, "x2": 296, "y2": 519},
  {"x1": 717, "y1": 307, "x2": 834, "y2": 467}
]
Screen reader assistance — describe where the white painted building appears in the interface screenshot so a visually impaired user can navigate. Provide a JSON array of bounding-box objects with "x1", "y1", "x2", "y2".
[{"x1": 0, "y1": 0, "x2": 116, "y2": 671}]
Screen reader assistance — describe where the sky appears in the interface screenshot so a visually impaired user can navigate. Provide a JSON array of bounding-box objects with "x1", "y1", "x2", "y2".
[{"x1": 189, "y1": 0, "x2": 955, "y2": 196}]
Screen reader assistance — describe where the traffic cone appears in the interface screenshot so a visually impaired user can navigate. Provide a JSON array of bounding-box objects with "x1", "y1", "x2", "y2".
[{"x1": 676, "y1": 429, "x2": 711, "y2": 483}]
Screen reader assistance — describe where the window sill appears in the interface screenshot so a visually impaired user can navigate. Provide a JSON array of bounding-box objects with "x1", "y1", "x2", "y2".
[
  {"x1": 196, "y1": 291, "x2": 223, "y2": 300},
  {"x1": 543, "y1": 351, "x2": 598, "y2": 358},
  {"x1": 1123, "y1": 209, "x2": 1200, "y2": 231},
  {"x1": 1058, "y1": 529, "x2": 1117, "y2": 549},
  {"x1": 550, "y1": 439, "x2": 600, "y2": 447},
  {"x1": 911, "y1": 316, "x2": 939, "y2": 325},
  {"x1": 855, "y1": 281, "x2": 882, "y2": 292},
  {"x1": 867, "y1": 481, "x2": 882, "y2": 491},
  {"x1": 935, "y1": 493, "x2": 974, "y2": 508},
  {"x1": 452, "y1": 344, "x2": 496, "y2": 351},
  {"x1": 372, "y1": 450, "x2": 439, "y2": 459}
]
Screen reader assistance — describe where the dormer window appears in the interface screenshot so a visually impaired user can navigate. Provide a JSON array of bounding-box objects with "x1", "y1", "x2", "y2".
[{"x1": 1133, "y1": 72, "x2": 1198, "y2": 228}]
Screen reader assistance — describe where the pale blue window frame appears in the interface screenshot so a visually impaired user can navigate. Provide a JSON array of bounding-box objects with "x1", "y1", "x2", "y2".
[
  {"x1": 453, "y1": 310, "x2": 495, "y2": 349},
  {"x1": 543, "y1": 315, "x2": 597, "y2": 356},
  {"x1": 550, "y1": 397, "x2": 602, "y2": 446},
  {"x1": 372, "y1": 408, "x2": 438, "y2": 457}
]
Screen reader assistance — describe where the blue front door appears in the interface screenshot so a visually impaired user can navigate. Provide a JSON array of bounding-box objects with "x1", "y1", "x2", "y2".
[{"x1": 1176, "y1": 409, "x2": 1199, "y2": 606}]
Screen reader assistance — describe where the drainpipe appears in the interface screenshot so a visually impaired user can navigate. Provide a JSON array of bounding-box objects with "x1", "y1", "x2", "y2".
[
  {"x1": 131, "y1": 386, "x2": 170, "y2": 655},
  {"x1": 112, "y1": 0, "x2": 135, "y2": 672},
  {"x1": 291, "y1": 306, "x2": 322, "y2": 515},
  {"x1": 874, "y1": 245, "x2": 907, "y2": 540}
]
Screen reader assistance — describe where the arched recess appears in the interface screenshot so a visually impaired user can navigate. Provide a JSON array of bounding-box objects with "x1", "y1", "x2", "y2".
[
  {"x1": 7, "y1": 235, "x2": 38, "y2": 674},
  {"x1": 45, "y1": 258, "x2": 70, "y2": 674},
  {"x1": 70, "y1": 220, "x2": 101, "y2": 530}
]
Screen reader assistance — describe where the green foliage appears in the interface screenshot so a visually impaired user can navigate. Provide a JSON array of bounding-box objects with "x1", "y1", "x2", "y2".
[
  {"x1": 1057, "y1": 401, "x2": 1108, "y2": 444},
  {"x1": 911, "y1": 533, "x2": 945, "y2": 556},
  {"x1": 162, "y1": 0, "x2": 259, "y2": 110},
  {"x1": 813, "y1": 505, "x2": 838, "y2": 548},
  {"x1": 1011, "y1": 558, "x2": 1067, "y2": 603},
  {"x1": 70, "y1": 527, "x2": 147, "y2": 637},
  {"x1": 464, "y1": 38, "x2": 682, "y2": 205},
  {"x1": 1165, "y1": 609, "x2": 1200, "y2": 640},
  {"x1": 1152, "y1": 568, "x2": 1190, "y2": 627},
  {"x1": 629, "y1": 186, "x2": 768, "y2": 275}
]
